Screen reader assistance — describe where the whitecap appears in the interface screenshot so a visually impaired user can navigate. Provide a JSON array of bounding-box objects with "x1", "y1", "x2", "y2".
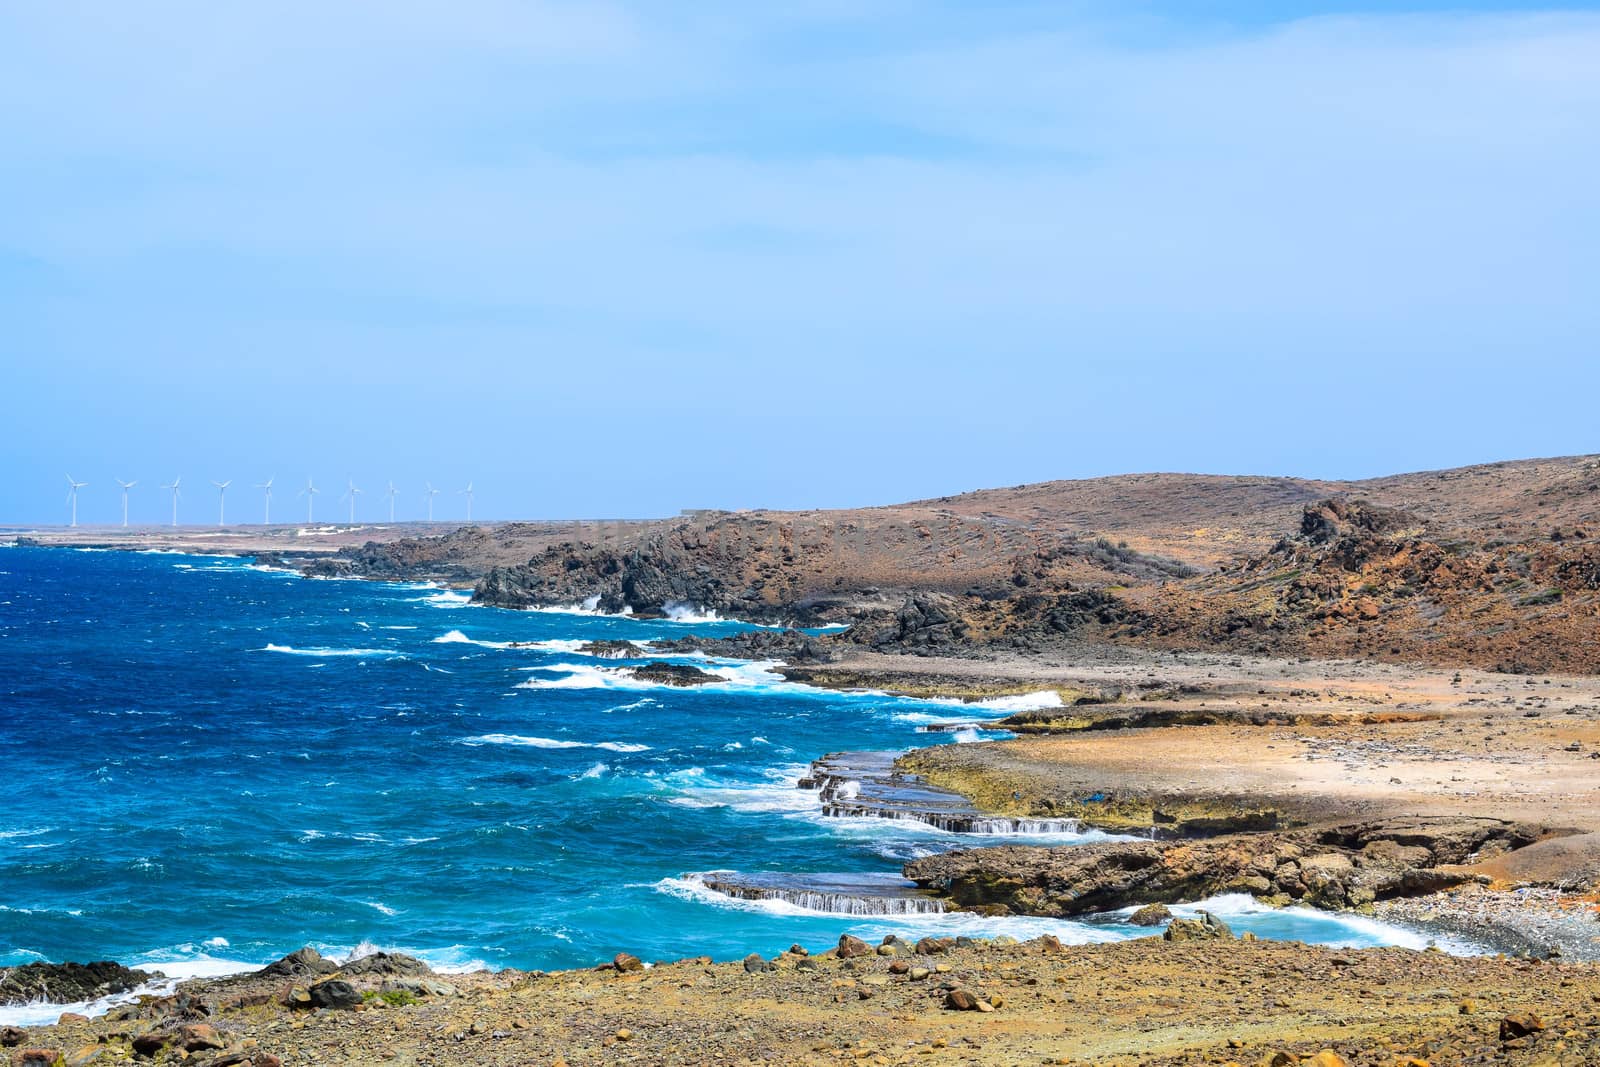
[
  {"x1": 363, "y1": 900, "x2": 401, "y2": 917},
  {"x1": 461, "y1": 733, "x2": 650, "y2": 753},
  {"x1": 263, "y1": 644, "x2": 402, "y2": 658}
]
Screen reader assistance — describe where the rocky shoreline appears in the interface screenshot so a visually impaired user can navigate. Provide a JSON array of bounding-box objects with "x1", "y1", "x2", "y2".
[{"x1": 5, "y1": 937, "x2": 1599, "y2": 1066}]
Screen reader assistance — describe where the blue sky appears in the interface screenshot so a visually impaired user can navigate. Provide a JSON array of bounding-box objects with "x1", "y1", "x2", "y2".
[{"x1": 2, "y1": 2, "x2": 1597, "y2": 525}]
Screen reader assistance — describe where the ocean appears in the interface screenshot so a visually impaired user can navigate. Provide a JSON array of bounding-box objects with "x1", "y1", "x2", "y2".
[{"x1": 0, "y1": 545, "x2": 1470, "y2": 1020}]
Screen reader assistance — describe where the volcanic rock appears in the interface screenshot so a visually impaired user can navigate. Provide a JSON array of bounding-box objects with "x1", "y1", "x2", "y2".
[
  {"x1": 307, "y1": 980, "x2": 361, "y2": 1010},
  {"x1": 255, "y1": 948, "x2": 337, "y2": 980},
  {"x1": 0, "y1": 962, "x2": 155, "y2": 1007},
  {"x1": 627, "y1": 662, "x2": 721, "y2": 687}
]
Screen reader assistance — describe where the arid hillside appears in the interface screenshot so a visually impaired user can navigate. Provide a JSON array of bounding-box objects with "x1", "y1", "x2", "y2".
[{"x1": 235, "y1": 454, "x2": 1600, "y2": 672}]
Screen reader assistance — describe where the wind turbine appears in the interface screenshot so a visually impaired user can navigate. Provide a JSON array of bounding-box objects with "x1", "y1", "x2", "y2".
[
  {"x1": 298, "y1": 477, "x2": 320, "y2": 522},
  {"x1": 65, "y1": 476, "x2": 87, "y2": 528},
  {"x1": 424, "y1": 482, "x2": 439, "y2": 522},
  {"x1": 161, "y1": 477, "x2": 181, "y2": 527},
  {"x1": 385, "y1": 481, "x2": 398, "y2": 522},
  {"x1": 459, "y1": 481, "x2": 474, "y2": 522},
  {"x1": 255, "y1": 477, "x2": 275, "y2": 525},
  {"x1": 115, "y1": 478, "x2": 137, "y2": 528},
  {"x1": 211, "y1": 480, "x2": 231, "y2": 526},
  {"x1": 340, "y1": 478, "x2": 362, "y2": 524}
]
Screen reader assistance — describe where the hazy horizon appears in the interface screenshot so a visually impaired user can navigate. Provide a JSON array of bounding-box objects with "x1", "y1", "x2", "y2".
[{"x1": 4, "y1": 1, "x2": 1597, "y2": 524}]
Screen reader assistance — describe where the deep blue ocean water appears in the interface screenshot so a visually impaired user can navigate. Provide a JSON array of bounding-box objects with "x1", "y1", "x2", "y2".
[{"x1": 0, "y1": 545, "x2": 1469, "y2": 1016}]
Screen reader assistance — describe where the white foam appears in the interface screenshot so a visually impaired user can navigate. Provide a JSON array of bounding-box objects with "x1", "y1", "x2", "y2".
[
  {"x1": 263, "y1": 643, "x2": 402, "y2": 658},
  {"x1": 461, "y1": 733, "x2": 651, "y2": 753},
  {"x1": 655, "y1": 876, "x2": 1129, "y2": 943},
  {"x1": 663, "y1": 600, "x2": 724, "y2": 623},
  {"x1": 662, "y1": 764, "x2": 819, "y2": 814},
  {"x1": 411, "y1": 590, "x2": 472, "y2": 608},
  {"x1": 1155, "y1": 894, "x2": 1485, "y2": 954},
  {"x1": 363, "y1": 900, "x2": 401, "y2": 917},
  {"x1": 433, "y1": 630, "x2": 514, "y2": 649},
  {"x1": 528, "y1": 595, "x2": 632, "y2": 617},
  {"x1": 0, "y1": 953, "x2": 259, "y2": 1027},
  {"x1": 513, "y1": 664, "x2": 655, "y2": 691}
]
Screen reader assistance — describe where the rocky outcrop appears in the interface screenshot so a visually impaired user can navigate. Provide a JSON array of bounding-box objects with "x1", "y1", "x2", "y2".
[
  {"x1": 255, "y1": 948, "x2": 337, "y2": 980},
  {"x1": 653, "y1": 630, "x2": 838, "y2": 664},
  {"x1": 0, "y1": 961, "x2": 157, "y2": 1006},
  {"x1": 903, "y1": 817, "x2": 1552, "y2": 916},
  {"x1": 841, "y1": 593, "x2": 971, "y2": 654},
  {"x1": 627, "y1": 662, "x2": 721, "y2": 687}
]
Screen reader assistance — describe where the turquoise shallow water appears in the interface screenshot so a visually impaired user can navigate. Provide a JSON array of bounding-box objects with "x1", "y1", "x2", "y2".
[{"x1": 0, "y1": 545, "x2": 1469, "y2": 1009}]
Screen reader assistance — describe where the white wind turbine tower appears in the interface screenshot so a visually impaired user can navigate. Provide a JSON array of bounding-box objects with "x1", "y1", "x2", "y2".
[
  {"x1": 211, "y1": 480, "x2": 231, "y2": 526},
  {"x1": 115, "y1": 478, "x2": 137, "y2": 528},
  {"x1": 340, "y1": 478, "x2": 362, "y2": 524},
  {"x1": 385, "y1": 481, "x2": 399, "y2": 522},
  {"x1": 255, "y1": 477, "x2": 275, "y2": 525},
  {"x1": 65, "y1": 476, "x2": 88, "y2": 528},
  {"x1": 459, "y1": 481, "x2": 474, "y2": 522},
  {"x1": 424, "y1": 482, "x2": 439, "y2": 522},
  {"x1": 298, "y1": 477, "x2": 320, "y2": 523},
  {"x1": 161, "y1": 477, "x2": 181, "y2": 527}
]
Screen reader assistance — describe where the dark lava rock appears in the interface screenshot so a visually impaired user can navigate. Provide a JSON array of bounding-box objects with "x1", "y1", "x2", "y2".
[
  {"x1": 578, "y1": 640, "x2": 640, "y2": 659},
  {"x1": 743, "y1": 953, "x2": 776, "y2": 974},
  {"x1": 844, "y1": 593, "x2": 970, "y2": 654},
  {"x1": 0, "y1": 1027, "x2": 26, "y2": 1048},
  {"x1": 628, "y1": 662, "x2": 721, "y2": 687},
  {"x1": 307, "y1": 980, "x2": 362, "y2": 1010},
  {"x1": 0, "y1": 961, "x2": 156, "y2": 1006},
  {"x1": 338, "y1": 952, "x2": 431, "y2": 978},
  {"x1": 255, "y1": 947, "x2": 338, "y2": 980}
]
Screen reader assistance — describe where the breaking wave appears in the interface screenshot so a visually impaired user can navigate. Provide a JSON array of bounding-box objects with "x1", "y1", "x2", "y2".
[{"x1": 461, "y1": 733, "x2": 651, "y2": 753}]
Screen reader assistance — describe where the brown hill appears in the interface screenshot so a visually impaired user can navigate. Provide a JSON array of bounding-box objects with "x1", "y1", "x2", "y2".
[{"x1": 289, "y1": 454, "x2": 1600, "y2": 673}]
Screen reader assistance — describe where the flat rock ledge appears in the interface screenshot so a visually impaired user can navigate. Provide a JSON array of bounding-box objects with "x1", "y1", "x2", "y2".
[
  {"x1": 903, "y1": 816, "x2": 1556, "y2": 915},
  {"x1": 798, "y1": 751, "x2": 1085, "y2": 835}
]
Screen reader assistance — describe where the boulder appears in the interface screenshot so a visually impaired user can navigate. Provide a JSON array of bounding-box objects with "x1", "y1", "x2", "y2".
[
  {"x1": 178, "y1": 1024, "x2": 225, "y2": 1052},
  {"x1": 339, "y1": 952, "x2": 431, "y2": 978},
  {"x1": 1500, "y1": 1013, "x2": 1546, "y2": 1041},
  {"x1": 307, "y1": 980, "x2": 362, "y2": 1010},
  {"x1": 836, "y1": 935, "x2": 873, "y2": 959},
  {"x1": 255, "y1": 947, "x2": 338, "y2": 980},
  {"x1": 742, "y1": 954, "x2": 776, "y2": 974},
  {"x1": 612, "y1": 953, "x2": 644, "y2": 973},
  {"x1": 0, "y1": 1028, "x2": 25, "y2": 1048},
  {"x1": 1129, "y1": 903, "x2": 1173, "y2": 927},
  {"x1": 943, "y1": 989, "x2": 982, "y2": 1011},
  {"x1": 1163, "y1": 911, "x2": 1234, "y2": 942}
]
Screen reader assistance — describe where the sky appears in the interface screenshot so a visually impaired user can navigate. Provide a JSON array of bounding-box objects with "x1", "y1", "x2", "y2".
[{"x1": 2, "y1": 1, "x2": 1597, "y2": 525}]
